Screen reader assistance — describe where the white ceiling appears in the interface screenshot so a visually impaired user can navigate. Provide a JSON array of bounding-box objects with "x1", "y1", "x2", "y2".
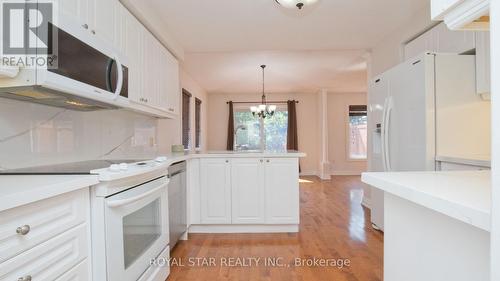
[
  {"x1": 182, "y1": 50, "x2": 368, "y2": 94},
  {"x1": 139, "y1": 0, "x2": 428, "y2": 94}
]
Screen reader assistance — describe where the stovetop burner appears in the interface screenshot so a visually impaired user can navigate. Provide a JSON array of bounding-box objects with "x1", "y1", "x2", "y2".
[{"x1": 0, "y1": 159, "x2": 146, "y2": 175}]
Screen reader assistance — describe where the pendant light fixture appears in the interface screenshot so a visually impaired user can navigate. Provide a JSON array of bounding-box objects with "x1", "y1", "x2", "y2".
[
  {"x1": 275, "y1": 0, "x2": 319, "y2": 10},
  {"x1": 250, "y1": 65, "x2": 276, "y2": 119}
]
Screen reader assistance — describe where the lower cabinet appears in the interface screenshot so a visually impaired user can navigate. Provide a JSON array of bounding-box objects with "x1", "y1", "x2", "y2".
[
  {"x1": 231, "y1": 158, "x2": 266, "y2": 224},
  {"x1": 0, "y1": 189, "x2": 91, "y2": 281},
  {"x1": 199, "y1": 158, "x2": 299, "y2": 225},
  {"x1": 200, "y1": 158, "x2": 232, "y2": 224},
  {"x1": 264, "y1": 158, "x2": 300, "y2": 224}
]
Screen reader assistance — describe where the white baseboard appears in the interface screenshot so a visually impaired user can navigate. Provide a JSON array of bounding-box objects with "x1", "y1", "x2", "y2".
[
  {"x1": 189, "y1": 224, "x2": 299, "y2": 233},
  {"x1": 361, "y1": 197, "x2": 371, "y2": 209},
  {"x1": 330, "y1": 171, "x2": 363, "y2": 176},
  {"x1": 300, "y1": 171, "x2": 318, "y2": 177}
]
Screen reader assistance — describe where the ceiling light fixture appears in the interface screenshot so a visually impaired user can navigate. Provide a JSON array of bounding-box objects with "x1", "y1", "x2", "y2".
[
  {"x1": 274, "y1": 0, "x2": 319, "y2": 10},
  {"x1": 250, "y1": 65, "x2": 276, "y2": 119}
]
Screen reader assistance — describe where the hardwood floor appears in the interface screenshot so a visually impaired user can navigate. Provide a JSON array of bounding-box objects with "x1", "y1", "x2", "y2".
[{"x1": 167, "y1": 176, "x2": 383, "y2": 281}]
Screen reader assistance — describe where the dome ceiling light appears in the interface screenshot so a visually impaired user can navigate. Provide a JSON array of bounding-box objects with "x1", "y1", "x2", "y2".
[{"x1": 274, "y1": 0, "x2": 319, "y2": 10}]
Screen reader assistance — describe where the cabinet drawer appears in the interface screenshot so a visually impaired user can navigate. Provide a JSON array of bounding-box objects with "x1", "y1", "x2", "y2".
[
  {"x1": 55, "y1": 259, "x2": 89, "y2": 281},
  {"x1": 0, "y1": 224, "x2": 88, "y2": 281},
  {"x1": 0, "y1": 189, "x2": 88, "y2": 262}
]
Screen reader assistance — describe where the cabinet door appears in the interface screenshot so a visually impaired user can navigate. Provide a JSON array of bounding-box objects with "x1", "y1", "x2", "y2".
[
  {"x1": 58, "y1": 0, "x2": 88, "y2": 25},
  {"x1": 404, "y1": 29, "x2": 435, "y2": 60},
  {"x1": 200, "y1": 159, "x2": 232, "y2": 224},
  {"x1": 141, "y1": 32, "x2": 159, "y2": 107},
  {"x1": 124, "y1": 9, "x2": 143, "y2": 104},
  {"x1": 113, "y1": 2, "x2": 128, "y2": 57},
  {"x1": 231, "y1": 158, "x2": 265, "y2": 224},
  {"x1": 87, "y1": 0, "x2": 116, "y2": 44},
  {"x1": 435, "y1": 22, "x2": 475, "y2": 54},
  {"x1": 264, "y1": 158, "x2": 299, "y2": 224},
  {"x1": 475, "y1": 31, "x2": 490, "y2": 97},
  {"x1": 158, "y1": 48, "x2": 169, "y2": 111},
  {"x1": 368, "y1": 75, "x2": 390, "y2": 172},
  {"x1": 165, "y1": 49, "x2": 180, "y2": 115}
]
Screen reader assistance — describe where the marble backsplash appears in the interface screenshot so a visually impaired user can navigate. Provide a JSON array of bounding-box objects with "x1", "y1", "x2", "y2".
[{"x1": 0, "y1": 97, "x2": 160, "y2": 169}]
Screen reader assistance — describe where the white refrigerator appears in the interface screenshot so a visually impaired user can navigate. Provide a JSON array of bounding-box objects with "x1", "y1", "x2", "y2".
[{"x1": 367, "y1": 53, "x2": 479, "y2": 231}]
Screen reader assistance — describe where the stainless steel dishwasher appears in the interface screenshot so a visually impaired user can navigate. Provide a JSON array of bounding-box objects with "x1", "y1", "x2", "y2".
[{"x1": 168, "y1": 161, "x2": 187, "y2": 250}]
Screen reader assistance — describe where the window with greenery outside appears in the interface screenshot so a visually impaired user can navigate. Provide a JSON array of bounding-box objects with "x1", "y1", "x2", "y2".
[{"x1": 234, "y1": 108, "x2": 288, "y2": 151}]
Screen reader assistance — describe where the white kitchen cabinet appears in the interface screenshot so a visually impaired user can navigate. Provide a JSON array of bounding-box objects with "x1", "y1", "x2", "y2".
[
  {"x1": 0, "y1": 189, "x2": 88, "y2": 262},
  {"x1": 87, "y1": 0, "x2": 116, "y2": 45},
  {"x1": 0, "y1": 224, "x2": 88, "y2": 281},
  {"x1": 56, "y1": 0, "x2": 181, "y2": 118},
  {"x1": 197, "y1": 157, "x2": 300, "y2": 226},
  {"x1": 475, "y1": 31, "x2": 491, "y2": 98},
  {"x1": 264, "y1": 158, "x2": 300, "y2": 224},
  {"x1": 124, "y1": 7, "x2": 143, "y2": 106},
  {"x1": 113, "y1": 2, "x2": 128, "y2": 57},
  {"x1": 200, "y1": 159, "x2": 232, "y2": 224},
  {"x1": 54, "y1": 260, "x2": 89, "y2": 281},
  {"x1": 434, "y1": 22, "x2": 475, "y2": 54},
  {"x1": 164, "y1": 48, "x2": 180, "y2": 115},
  {"x1": 405, "y1": 22, "x2": 474, "y2": 60},
  {"x1": 405, "y1": 29, "x2": 436, "y2": 60},
  {"x1": 58, "y1": 0, "x2": 115, "y2": 45},
  {"x1": 58, "y1": 0, "x2": 88, "y2": 25},
  {"x1": 231, "y1": 158, "x2": 265, "y2": 224},
  {"x1": 431, "y1": 0, "x2": 489, "y2": 30}
]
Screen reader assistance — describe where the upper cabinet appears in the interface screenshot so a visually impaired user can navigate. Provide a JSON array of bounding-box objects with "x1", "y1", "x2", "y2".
[
  {"x1": 58, "y1": 0, "x2": 116, "y2": 45},
  {"x1": 405, "y1": 22, "x2": 491, "y2": 99},
  {"x1": 475, "y1": 32, "x2": 491, "y2": 99},
  {"x1": 57, "y1": 0, "x2": 180, "y2": 118},
  {"x1": 405, "y1": 22, "x2": 474, "y2": 60},
  {"x1": 431, "y1": 0, "x2": 489, "y2": 30}
]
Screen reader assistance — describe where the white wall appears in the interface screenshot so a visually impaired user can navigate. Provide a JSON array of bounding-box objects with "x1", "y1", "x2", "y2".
[
  {"x1": 0, "y1": 66, "x2": 207, "y2": 169},
  {"x1": 206, "y1": 91, "x2": 368, "y2": 176},
  {"x1": 0, "y1": 98, "x2": 159, "y2": 169},
  {"x1": 327, "y1": 92, "x2": 368, "y2": 175},
  {"x1": 206, "y1": 92, "x2": 319, "y2": 175},
  {"x1": 158, "y1": 66, "x2": 208, "y2": 153},
  {"x1": 370, "y1": 5, "x2": 434, "y2": 77}
]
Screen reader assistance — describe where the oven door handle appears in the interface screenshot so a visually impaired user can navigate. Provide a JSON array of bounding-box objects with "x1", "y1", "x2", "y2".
[{"x1": 106, "y1": 180, "x2": 169, "y2": 208}]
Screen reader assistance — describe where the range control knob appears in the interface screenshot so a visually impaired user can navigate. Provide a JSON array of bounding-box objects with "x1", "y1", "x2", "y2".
[
  {"x1": 119, "y1": 163, "x2": 128, "y2": 171},
  {"x1": 155, "y1": 156, "x2": 167, "y2": 162},
  {"x1": 109, "y1": 164, "x2": 121, "y2": 172}
]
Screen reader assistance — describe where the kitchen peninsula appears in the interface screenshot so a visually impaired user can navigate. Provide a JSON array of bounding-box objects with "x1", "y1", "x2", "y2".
[{"x1": 362, "y1": 171, "x2": 490, "y2": 281}]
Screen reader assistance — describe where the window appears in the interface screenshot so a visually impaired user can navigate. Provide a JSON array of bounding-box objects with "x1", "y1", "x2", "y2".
[
  {"x1": 195, "y1": 98, "x2": 202, "y2": 149},
  {"x1": 348, "y1": 105, "x2": 368, "y2": 160},
  {"x1": 182, "y1": 89, "x2": 192, "y2": 149},
  {"x1": 233, "y1": 106, "x2": 288, "y2": 151}
]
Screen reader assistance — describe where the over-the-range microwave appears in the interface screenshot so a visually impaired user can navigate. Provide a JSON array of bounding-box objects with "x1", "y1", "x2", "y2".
[{"x1": 0, "y1": 16, "x2": 129, "y2": 111}]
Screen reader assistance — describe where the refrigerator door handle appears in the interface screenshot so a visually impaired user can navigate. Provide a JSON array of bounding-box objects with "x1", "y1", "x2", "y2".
[
  {"x1": 381, "y1": 97, "x2": 388, "y2": 171},
  {"x1": 384, "y1": 97, "x2": 393, "y2": 171}
]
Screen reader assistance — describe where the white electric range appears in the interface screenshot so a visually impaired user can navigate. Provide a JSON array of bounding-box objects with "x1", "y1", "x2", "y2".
[
  {"x1": 2, "y1": 157, "x2": 172, "y2": 281},
  {"x1": 90, "y1": 157, "x2": 171, "y2": 281}
]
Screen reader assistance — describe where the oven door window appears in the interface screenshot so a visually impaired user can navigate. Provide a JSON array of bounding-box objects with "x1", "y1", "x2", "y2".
[{"x1": 123, "y1": 198, "x2": 162, "y2": 269}]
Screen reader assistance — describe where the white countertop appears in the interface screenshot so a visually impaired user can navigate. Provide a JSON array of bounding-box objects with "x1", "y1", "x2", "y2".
[
  {"x1": 0, "y1": 175, "x2": 99, "y2": 212},
  {"x1": 178, "y1": 150, "x2": 306, "y2": 158},
  {"x1": 435, "y1": 155, "x2": 491, "y2": 168},
  {"x1": 0, "y1": 151, "x2": 306, "y2": 210},
  {"x1": 361, "y1": 170, "x2": 491, "y2": 231}
]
